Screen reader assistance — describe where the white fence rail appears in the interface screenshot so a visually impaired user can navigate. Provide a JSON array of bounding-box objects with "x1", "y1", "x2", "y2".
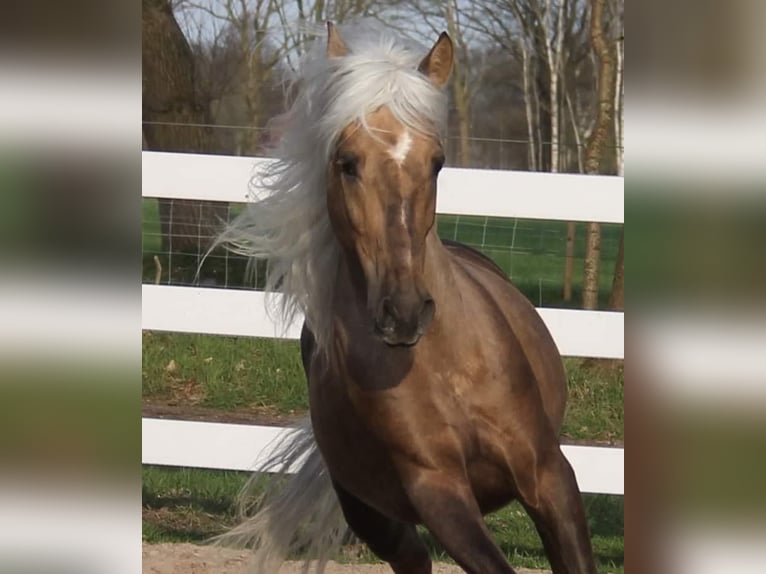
[
  {"x1": 141, "y1": 151, "x2": 624, "y2": 495},
  {"x1": 142, "y1": 285, "x2": 624, "y2": 359},
  {"x1": 142, "y1": 151, "x2": 625, "y2": 223},
  {"x1": 142, "y1": 418, "x2": 624, "y2": 496}
]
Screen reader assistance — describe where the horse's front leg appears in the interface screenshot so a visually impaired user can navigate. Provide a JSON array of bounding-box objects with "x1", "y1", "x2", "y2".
[
  {"x1": 333, "y1": 480, "x2": 431, "y2": 574},
  {"x1": 512, "y1": 443, "x2": 598, "y2": 574},
  {"x1": 401, "y1": 467, "x2": 516, "y2": 574}
]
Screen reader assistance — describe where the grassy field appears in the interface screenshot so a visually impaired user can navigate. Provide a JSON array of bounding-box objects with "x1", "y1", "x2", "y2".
[{"x1": 142, "y1": 198, "x2": 624, "y2": 572}]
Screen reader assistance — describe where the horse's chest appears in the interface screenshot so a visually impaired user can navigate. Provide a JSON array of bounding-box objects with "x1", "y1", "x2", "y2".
[
  {"x1": 308, "y1": 369, "x2": 418, "y2": 520},
  {"x1": 307, "y1": 336, "x2": 517, "y2": 519}
]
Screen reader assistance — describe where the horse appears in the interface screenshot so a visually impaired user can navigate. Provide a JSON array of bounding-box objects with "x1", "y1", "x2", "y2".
[{"x1": 216, "y1": 20, "x2": 598, "y2": 574}]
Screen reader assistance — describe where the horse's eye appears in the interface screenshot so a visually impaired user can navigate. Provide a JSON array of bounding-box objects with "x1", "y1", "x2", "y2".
[
  {"x1": 432, "y1": 155, "x2": 445, "y2": 176},
  {"x1": 337, "y1": 153, "x2": 359, "y2": 178}
]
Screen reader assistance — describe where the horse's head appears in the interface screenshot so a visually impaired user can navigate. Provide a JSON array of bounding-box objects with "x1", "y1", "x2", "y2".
[{"x1": 324, "y1": 24, "x2": 453, "y2": 346}]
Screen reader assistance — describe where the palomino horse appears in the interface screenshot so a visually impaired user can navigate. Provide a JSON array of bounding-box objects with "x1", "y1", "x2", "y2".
[{"x1": 218, "y1": 20, "x2": 597, "y2": 574}]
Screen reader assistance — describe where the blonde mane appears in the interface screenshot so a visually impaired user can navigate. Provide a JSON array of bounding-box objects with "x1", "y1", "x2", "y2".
[{"x1": 218, "y1": 20, "x2": 448, "y2": 352}]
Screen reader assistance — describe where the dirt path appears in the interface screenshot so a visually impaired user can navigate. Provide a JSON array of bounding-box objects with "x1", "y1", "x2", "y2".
[{"x1": 142, "y1": 543, "x2": 550, "y2": 573}]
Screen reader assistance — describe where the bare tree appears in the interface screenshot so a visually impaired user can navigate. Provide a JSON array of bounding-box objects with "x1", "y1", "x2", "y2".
[
  {"x1": 562, "y1": 63, "x2": 587, "y2": 302},
  {"x1": 533, "y1": 0, "x2": 584, "y2": 304},
  {"x1": 608, "y1": 1, "x2": 624, "y2": 311},
  {"x1": 461, "y1": 1, "x2": 597, "y2": 172},
  {"x1": 461, "y1": 1, "x2": 542, "y2": 168},
  {"x1": 445, "y1": 0, "x2": 473, "y2": 166},
  {"x1": 606, "y1": 0, "x2": 623, "y2": 177},
  {"x1": 180, "y1": 0, "x2": 288, "y2": 155},
  {"x1": 538, "y1": 0, "x2": 568, "y2": 172},
  {"x1": 582, "y1": 0, "x2": 617, "y2": 310},
  {"x1": 142, "y1": 0, "x2": 228, "y2": 266},
  {"x1": 559, "y1": 0, "x2": 595, "y2": 301},
  {"x1": 519, "y1": 38, "x2": 538, "y2": 170}
]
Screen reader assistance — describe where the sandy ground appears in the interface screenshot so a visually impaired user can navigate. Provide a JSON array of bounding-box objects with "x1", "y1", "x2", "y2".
[{"x1": 142, "y1": 543, "x2": 550, "y2": 573}]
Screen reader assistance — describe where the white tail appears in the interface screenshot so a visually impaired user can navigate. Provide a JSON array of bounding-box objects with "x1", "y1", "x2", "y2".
[{"x1": 213, "y1": 418, "x2": 349, "y2": 573}]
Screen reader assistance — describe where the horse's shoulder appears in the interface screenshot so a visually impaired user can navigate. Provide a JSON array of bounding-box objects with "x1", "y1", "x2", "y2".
[
  {"x1": 441, "y1": 239, "x2": 510, "y2": 283},
  {"x1": 441, "y1": 239, "x2": 543, "y2": 326}
]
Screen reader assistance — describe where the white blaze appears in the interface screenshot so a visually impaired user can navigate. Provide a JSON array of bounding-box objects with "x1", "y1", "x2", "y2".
[
  {"x1": 389, "y1": 129, "x2": 412, "y2": 165},
  {"x1": 389, "y1": 128, "x2": 413, "y2": 266}
]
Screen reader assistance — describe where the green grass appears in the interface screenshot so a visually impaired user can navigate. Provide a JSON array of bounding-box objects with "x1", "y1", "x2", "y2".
[
  {"x1": 561, "y1": 360, "x2": 624, "y2": 444},
  {"x1": 143, "y1": 332, "x2": 306, "y2": 413},
  {"x1": 143, "y1": 467, "x2": 247, "y2": 542}
]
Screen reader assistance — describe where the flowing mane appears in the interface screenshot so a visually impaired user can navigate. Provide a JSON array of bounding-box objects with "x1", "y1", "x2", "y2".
[{"x1": 218, "y1": 20, "x2": 448, "y2": 352}]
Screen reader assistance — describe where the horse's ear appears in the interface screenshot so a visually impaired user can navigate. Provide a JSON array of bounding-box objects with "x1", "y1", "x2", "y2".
[
  {"x1": 326, "y1": 22, "x2": 348, "y2": 58},
  {"x1": 418, "y1": 32, "x2": 453, "y2": 87}
]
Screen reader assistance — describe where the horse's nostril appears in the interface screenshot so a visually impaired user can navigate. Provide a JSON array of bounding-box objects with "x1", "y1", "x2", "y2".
[
  {"x1": 381, "y1": 314, "x2": 396, "y2": 331},
  {"x1": 375, "y1": 295, "x2": 433, "y2": 343},
  {"x1": 377, "y1": 297, "x2": 397, "y2": 334},
  {"x1": 419, "y1": 297, "x2": 435, "y2": 329},
  {"x1": 382, "y1": 297, "x2": 397, "y2": 320}
]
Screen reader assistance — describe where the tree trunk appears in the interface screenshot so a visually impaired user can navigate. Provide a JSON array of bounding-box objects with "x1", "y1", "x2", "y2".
[
  {"x1": 608, "y1": 35, "x2": 624, "y2": 311},
  {"x1": 453, "y1": 79, "x2": 471, "y2": 167},
  {"x1": 142, "y1": 0, "x2": 227, "y2": 262},
  {"x1": 548, "y1": 0, "x2": 567, "y2": 174},
  {"x1": 582, "y1": 221, "x2": 602, "y2": 309},
  {"x1": 562, "y1": 67, "x2": 584, "y2": 304},
  {"x1": 533, "y1": 56, "x2": 551, "y2": 171},
  {"x1": 582, "y1": 0, "x2": 616, "y2": 310},
  {"x1": 242, "y1": 12, "x2": 275, "y2": 156},
  {"x1": 447, "y1": 0, "x2": 471, "y2": 167},
  {"x1": 614, "y1": 36, "x2": 624, "y2": 177},
  {"x1": 565, "y1": 88, "x2": 585, "y2": 173},
  {"x1": 520, "y1": 41, "x2": 537, "y2": 171}
]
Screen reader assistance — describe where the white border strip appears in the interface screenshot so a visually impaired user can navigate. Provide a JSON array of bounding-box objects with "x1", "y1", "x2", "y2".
[
  {"x1": 142, "y1": 285, "x2": 623, "y2": 359},
  {"x1": 142, "y1": 151, "x2": 624, "y2": 224},
  {"x1": 142, "y1": 418, "x2": 624, "y2": 495}
]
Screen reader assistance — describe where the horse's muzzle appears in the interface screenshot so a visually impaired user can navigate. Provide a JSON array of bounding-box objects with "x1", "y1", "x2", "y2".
[{"x1": 374, "y1": 293, "x2": 435, "y2": 346}]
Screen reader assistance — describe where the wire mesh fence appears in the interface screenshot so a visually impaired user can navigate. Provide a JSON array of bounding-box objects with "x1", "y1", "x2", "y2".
[{"x1": 141, "y1": 196, "x2": 621, "y2": 309}]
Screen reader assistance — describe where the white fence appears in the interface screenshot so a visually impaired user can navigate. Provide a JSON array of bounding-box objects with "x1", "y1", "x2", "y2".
[{"x1": 141, "y1": 151, "x2": 625, "y2": 495}]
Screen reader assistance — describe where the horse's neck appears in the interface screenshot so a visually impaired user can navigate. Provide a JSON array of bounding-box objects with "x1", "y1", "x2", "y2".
[{"x1": 422, "y1": 231, "x2": 459, "y2": 306}]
